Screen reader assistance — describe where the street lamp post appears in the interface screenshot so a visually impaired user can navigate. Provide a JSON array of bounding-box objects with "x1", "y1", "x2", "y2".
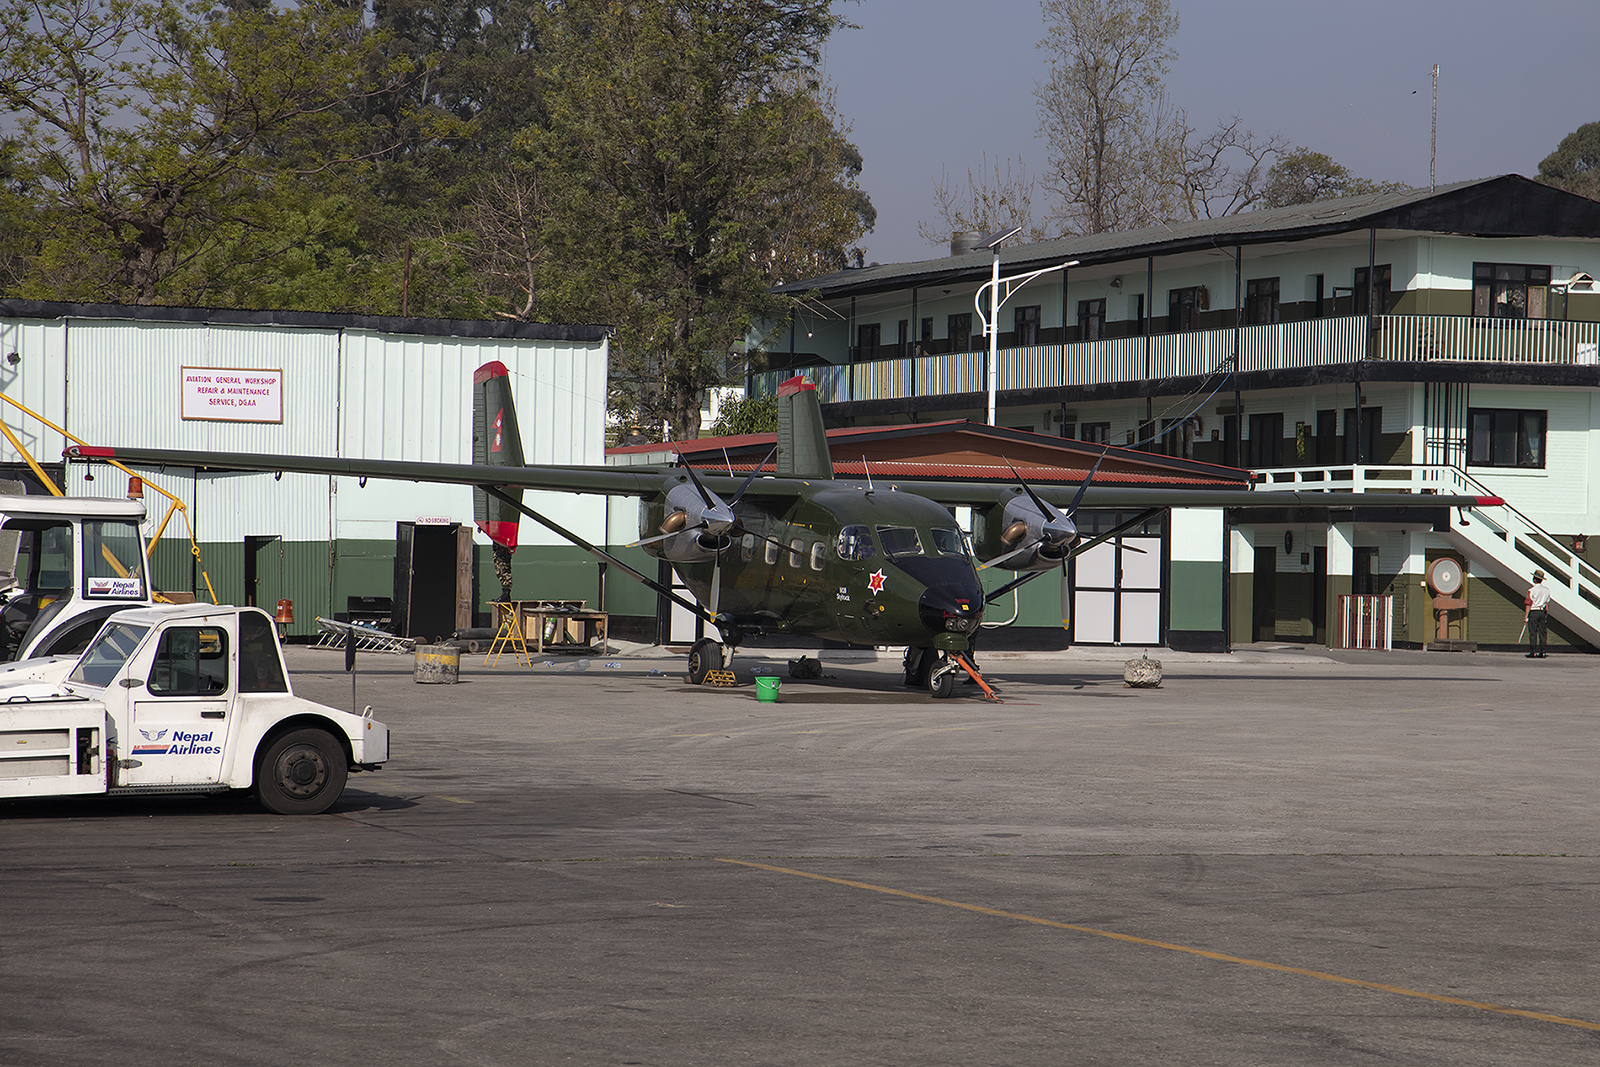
[{"x1": 973, "y1": 227, "x2": 1076, "y2": 425}]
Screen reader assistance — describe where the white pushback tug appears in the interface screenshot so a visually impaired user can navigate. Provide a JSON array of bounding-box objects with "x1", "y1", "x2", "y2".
[{"x1": 0, "y1": 602, "x2": 388, "y2": 814}]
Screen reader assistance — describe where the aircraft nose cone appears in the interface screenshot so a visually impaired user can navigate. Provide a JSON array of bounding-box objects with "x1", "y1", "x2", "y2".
[{"x1": 918, "y1": 588, "x2": 983, "y2": 635}]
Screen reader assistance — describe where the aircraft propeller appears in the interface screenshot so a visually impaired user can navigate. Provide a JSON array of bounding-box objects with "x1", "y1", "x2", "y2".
[
  {"x1": 977, "y1": 450, "x2": 1111, "y2": 628},
  {"x1": 628, "y1": 449, "x2": 778, "y2": 619}
]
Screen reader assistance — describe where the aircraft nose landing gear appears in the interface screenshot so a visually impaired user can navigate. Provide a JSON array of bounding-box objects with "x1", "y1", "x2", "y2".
[{"x1": 911, "y1": 647, "x2": 1000, "y2": 701}]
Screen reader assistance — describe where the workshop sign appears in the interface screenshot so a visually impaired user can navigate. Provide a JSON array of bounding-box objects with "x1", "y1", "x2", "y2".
[{"x1": 181, "y1": 367, "x2": 284, "y2": 423}]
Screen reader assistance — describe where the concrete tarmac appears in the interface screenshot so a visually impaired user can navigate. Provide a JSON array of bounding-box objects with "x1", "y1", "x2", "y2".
[{"x1": 3, "y1": 643, "x2": 1599, "y2": 1066}]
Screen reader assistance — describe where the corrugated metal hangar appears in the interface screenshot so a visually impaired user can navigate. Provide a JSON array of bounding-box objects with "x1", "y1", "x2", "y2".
[{"x1": 0, "y1": 301, "x2": 632, "y2": 639}]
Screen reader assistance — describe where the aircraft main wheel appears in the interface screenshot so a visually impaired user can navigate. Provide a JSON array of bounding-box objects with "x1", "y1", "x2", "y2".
[
  {"x1": 257, "y1": 728, "x2": 348, "y2": 815},
  {"x1": 928, "y1": 661, "x2": 956, "y2": 699},
  {"x1": 687, "y1": 638, "x2": 722, "y2": 684},
  {"x1": 904, "y1": 646, "x2": 932, "y2": 688}
]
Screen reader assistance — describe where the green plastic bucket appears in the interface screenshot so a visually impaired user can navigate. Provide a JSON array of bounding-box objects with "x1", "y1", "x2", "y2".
[{"x1": 755, "y1": 676, "x2": 781, "y2": 702}]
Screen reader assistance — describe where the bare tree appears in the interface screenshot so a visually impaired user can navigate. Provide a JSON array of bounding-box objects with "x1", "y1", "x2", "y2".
[
  {"x1": 1035, "y1": 0, "x2": 1178, "y2": 235},
  {"x1": 1177, "y1": 115, "x2": 1290, "y2": 219},
  {"x1": 917, "y1": 154, "x2": 1054, "y2": 248}
]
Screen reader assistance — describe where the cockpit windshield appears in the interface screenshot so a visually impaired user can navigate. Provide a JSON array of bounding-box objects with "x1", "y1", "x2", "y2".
[
  {"x1": 928, "y1": 527, "x2": 968, "y2": 557},
  {"x1": 876, "y1": 526, "x2": 923, "y2": 558}
]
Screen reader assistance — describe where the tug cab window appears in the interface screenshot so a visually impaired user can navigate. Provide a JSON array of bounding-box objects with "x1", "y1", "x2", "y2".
[
  {"x1": 238, "y1": 611, "x2": 289, "y2": 693},
  {"x1": 82, "y1": 520, "x2": 146, "y2": 598},
  {"x1": 147, "y1": 626, "x2": 229, "y2": 696},
  {"x1": 68, "y1": 622, "x2": 149, "y2": 688}
]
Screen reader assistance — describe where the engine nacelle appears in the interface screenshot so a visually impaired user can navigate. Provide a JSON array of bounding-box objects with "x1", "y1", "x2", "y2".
[
  {"x1": 988, "y1": 495, "x2": 1077, "y2": 572},
  {"x1": 638, "y1": 479, "x2": 738, "y2": 562}
]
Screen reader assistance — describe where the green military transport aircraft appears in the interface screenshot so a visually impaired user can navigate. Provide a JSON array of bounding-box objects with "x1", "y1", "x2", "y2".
[{"x1": 69, "y1": 364, "x2": 1502, "y2": 698}]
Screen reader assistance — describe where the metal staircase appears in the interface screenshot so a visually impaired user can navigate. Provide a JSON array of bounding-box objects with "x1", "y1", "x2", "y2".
[{"x1": 1254, "y1": 463, "x2": 1600, "y2": 648}]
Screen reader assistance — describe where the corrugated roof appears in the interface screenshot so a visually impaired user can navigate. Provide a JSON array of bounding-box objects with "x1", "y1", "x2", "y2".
[
  {"x1": 775, "y1": 175, "x2": 1600, "y2": 298},
  {"x1": 715, "y1": 459, "x2": 1241, "y2": 487}
]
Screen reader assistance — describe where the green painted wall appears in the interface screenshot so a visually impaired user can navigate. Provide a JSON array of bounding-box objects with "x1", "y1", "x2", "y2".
[{"x1": 1170, "y1": 560, "x2": 1222, "y2": 630}]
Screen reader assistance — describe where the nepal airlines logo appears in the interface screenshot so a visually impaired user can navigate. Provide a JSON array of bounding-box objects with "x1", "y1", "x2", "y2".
[
  {"x1": 132, "y1": 729, "x2": 221, "y2": 757},
  {"x1": 132, "y1": 728, "x2": 169, "y2": 755}
]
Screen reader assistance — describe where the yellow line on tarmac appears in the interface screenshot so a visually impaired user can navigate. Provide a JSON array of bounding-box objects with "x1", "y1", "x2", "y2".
[
  {"x1": 716, "y1": 858, "x2": 1600, "y2": 1034},
  {"x1": 434, "y1": 795, "x2": 473, "y2": 804}
]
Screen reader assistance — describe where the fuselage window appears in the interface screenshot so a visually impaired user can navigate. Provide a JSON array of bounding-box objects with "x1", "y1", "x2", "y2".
[
  {"x1": 788, "y1": 538, "x2": 804, "y2": 568},
  {"x1": 877, "y1": 526, "x2": 924, "y2": 558},
  {"x1": 835, "y1": 525, "x2": 876, "y2": 562},
  {"x1": 765, "y1": 537, "x2": 780, "y2": 565},
  {"x1": 740, "y1": 533, "x2": 756, "y2": 562},
  {"x1": 929, "y1": 527, "x2": 967, "y2": 557},
  {"x1": 809, "y1": 542, "x2": 826, "y2": 571}
]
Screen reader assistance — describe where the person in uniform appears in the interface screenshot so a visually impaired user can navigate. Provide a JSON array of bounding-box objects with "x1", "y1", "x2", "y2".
[{"x1": 1525, "y1": 569, "x2": 1551, "y2": 658}]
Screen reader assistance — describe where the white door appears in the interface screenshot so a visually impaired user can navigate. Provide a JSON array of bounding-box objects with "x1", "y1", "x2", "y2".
[
  {"x1": 1072, "y1": 536, "x2": 1163, "y2": 645},
  {"x1": 125, "y1": 623, "x2": 232, "y2": 786}
]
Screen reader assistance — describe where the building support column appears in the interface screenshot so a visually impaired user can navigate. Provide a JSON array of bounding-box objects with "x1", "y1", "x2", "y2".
[
  {"x1": 1325, "y1": 519, "x2": 1355, "y2": 646},
  {"x1": 1229, "y1": 523, "x2": 1255, "y2": 645},
  {"x1": 1402, "y1": 526, "x2": 1428, "y2": 645},
  {"x1": 1170, "y1": 507, "x2": 1226, "y2": 651}
]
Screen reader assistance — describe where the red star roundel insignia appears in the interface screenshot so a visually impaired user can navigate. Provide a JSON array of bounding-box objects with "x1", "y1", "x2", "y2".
[{"x1": 867, "y1": 569, "x2": 886, "y2": 595}]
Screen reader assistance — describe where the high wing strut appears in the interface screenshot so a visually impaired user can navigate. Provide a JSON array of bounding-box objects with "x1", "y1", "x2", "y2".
[{"x1": 481, "y1": 486, "x2": 715, "y2": 625}]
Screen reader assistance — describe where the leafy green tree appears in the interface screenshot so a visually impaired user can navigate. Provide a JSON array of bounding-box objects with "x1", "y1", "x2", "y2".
[
  {"x1": 0, "y1": 0, "x2": 411, "y2": 305},
  {"x1": 711, "y1": 392, "x2": 778, "y2": 437},
  {"x1": 500, "y1": 0, "x2": 873, "y2": 440},
  {"x1": 1537, "y1": 120, "x2": 1600, "y2": 200},
  {"x1": 1259, "y1": 147, "x2": 1410, "y2": 209}
]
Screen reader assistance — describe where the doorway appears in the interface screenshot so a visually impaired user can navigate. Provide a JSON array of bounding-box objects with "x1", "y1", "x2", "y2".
[
  {"x1": 243, "y1": 535, "x2": 281, "y2": 609},
  {"x1": 1252, "y1": 546, "x2": 1276, "y2": 641},
  {"x1": 394, "y1": 523, "x2": 473, "y2": 640}
]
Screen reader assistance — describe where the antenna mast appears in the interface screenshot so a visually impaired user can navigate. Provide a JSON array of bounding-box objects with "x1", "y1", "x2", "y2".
[{"x1": 1431, "y1": 64, "x2": 1438, "y2": 193}]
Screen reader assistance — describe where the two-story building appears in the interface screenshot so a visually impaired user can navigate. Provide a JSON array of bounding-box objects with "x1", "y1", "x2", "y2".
[{"x1": 749, "y1": 175, "x2": 1600, "y2": 652}]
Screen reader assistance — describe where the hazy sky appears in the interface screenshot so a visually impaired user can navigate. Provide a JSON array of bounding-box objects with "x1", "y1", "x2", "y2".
[{"x1": 821, "y1": 0, "x2": 1600, "y2": 265}]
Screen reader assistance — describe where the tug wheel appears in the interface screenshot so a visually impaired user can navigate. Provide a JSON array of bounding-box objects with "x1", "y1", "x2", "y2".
[{"x1": 257, "y1": 728, "x2": 348, "y2": 815}]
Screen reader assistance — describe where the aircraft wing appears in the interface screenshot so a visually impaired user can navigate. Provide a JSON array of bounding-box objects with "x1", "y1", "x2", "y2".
[{"x1": 68, "y1": 443, "x2": 1500, "y2": 513}]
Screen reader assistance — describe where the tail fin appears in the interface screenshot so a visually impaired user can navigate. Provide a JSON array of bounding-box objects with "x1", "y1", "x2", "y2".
[
  {"x1": 473, "y1": 361, "x2": 525, "y2": 548},
  {"x1": 775, "y1": 376, "x2": 833, "y2": 480}
]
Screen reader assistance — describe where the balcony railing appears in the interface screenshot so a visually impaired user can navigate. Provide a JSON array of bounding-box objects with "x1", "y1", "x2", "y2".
[{"x1": 751, "y1": 314, "x2": 1600, "y2": 403}]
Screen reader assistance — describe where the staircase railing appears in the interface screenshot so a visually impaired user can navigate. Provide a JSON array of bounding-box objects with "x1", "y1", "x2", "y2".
[{"x1": 1253, "y1": 463, "x2": 1600, "y2": 644}]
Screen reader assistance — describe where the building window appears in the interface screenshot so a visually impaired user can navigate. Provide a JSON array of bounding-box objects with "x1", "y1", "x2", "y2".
[
  {"x1": 1310, "y1": 274, "x2": 1325, "y2": 317},
  {"x1": 920, "y1": 317, "x2": 933, "y2": 344},
  {"x1": 1245, "y1": 277, "x2": 1280, "y2": 324},
  {"x1": 1247, "y1": 412, "x2": 1283, "y2": 467},
  {"x1": 1353, "y1": 265, "x2": 1393, "y2": 315},
  {"x1": 1080, "y1": 422, "x2": 1110, "y2": 444},
  {"x1": 1077, "y1": 299, "x2": 1105, "y2": 341},
  {"x1": 1014, "y1": 305, "x2": 1040, "y2": 346},
  {"x1": 897, "y1": 319, "x2": 909, "y2": 356},
  {"x1": 1473, "y1": 263, "x2": 1550, "y2": 319},
  {"x1": 1468, "y1": 408, "x2": 1546, "y2": 468},
  {"x1": 1168, "y1": 287, "x2": 1200, "y2": 331},
  {"x1": 856, "y1": 322, "x2": 880, "y2": 357},
  {"x1": 948, "y1": 313, "x2": 972, "y2": 352}
]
